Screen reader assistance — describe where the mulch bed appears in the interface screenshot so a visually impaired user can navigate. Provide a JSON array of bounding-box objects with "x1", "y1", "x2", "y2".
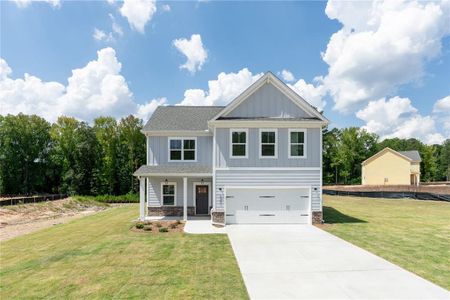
[{"x1": 132, "y1": 220, "x2": 185, "y2": 234}]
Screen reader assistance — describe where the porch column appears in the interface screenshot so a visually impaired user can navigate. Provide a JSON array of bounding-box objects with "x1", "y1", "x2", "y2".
[
  {"x1": 139, "y1": 177, "x2": 145, "y2": 221},
  {"x1": 183, "y1": 177, "x2": 188, "y2": 221}
]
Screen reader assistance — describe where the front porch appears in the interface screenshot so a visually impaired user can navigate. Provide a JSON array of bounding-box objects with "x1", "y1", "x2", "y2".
[{"x1": 134, "y1": 165, "x2": 213, "y2": 222}]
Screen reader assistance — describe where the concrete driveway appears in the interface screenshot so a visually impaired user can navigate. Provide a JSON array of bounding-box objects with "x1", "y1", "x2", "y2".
[{"x1": 227, "y1": 225, "x2": 449, "y2": 299}]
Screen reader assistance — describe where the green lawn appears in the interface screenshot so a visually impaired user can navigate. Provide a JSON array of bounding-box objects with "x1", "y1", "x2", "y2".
[
  {"x1": 0, "y1": 205, "x2": 248, "y2": 299},
  {"x1": 321, "y1": 195, "x2": 450, "y2": 290}
]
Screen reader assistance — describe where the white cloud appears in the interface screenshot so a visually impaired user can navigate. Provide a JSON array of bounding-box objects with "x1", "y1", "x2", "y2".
[
  {"x1": 120, "y1": 0, "x2": 156, "y2": 33},
  {"x1": 433, "y1": 95, "x2": 450, "y2": 136},
  {"x1": 356, "y1": 96, "x2": 445, "y2": 144},
  {"x1": 288, "y1": 78, "x2": 326, "y2": 111},
  {"x1": 0, "y1": 48, "x2": 163, "y2": 123},
  {"x1": 93, "y1": 15, "x2": 124, "y2": 43},
  {"x1": 173, "y1": 34, "x2": 208, "y2": 74},
  {"x1": 322, "y1": 0, "x2": 450, "y2": 112},
  {"x1": 161, "y1": 4, "x2": 171, "y2": 12},
  {"x1": 13, "y1": 0, "x2": 60, "y2": 8},
  {"x1": 178, "y1": 68, "x2": 263, "y2": 106},
  {"x1": 279, "y1": 69, "x2": 295, "y2": 82}
]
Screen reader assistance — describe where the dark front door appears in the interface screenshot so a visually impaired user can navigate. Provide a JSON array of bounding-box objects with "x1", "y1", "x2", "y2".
[{"x1": 195, "y1": 185, "x2": 209, "y2": 215}]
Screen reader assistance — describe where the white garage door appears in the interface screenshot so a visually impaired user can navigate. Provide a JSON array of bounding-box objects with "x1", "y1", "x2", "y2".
[{"x1": 225, "y1": 187, "x2": 311, "y2": 224}]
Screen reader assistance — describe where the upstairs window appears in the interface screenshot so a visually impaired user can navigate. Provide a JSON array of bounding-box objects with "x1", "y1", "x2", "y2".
[
  {"x1": 289, "y1": 129, "x2": 306, "y2": 158},
  {"x1": 260, "y1": 129, "x2": 277, "y2": 158},
  {"x1": 161, "y1": 182, "x2": 176, "y2": 205},
  {"x1": 169, "y1": 138, "x2": 196, "y2": 161},
  {"x1": 231, "y1": 129, "x2": 247, "y2": 158}
]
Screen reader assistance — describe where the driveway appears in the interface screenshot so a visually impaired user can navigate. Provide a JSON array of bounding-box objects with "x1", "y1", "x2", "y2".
[{"x1": 227, "y1": 225, "x2": 449, "y2": 299}]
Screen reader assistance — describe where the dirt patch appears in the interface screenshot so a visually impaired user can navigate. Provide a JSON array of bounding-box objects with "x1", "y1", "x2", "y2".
[
  {"x1": 0, "y1": 198, "x2": 109, "y2": 241},
  {"x1": 132, "y1": 220, "x2": 185, "y2": 234},
  {"x1": 324, "y1": 184, "x2": 450, "y2": 195}
]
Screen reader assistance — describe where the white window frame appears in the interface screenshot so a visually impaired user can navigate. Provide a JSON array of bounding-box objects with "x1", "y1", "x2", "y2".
[
  {"x1": 259, "y1": 129, "x2": 278, "y2": 159},
  {"x1": 168, "y1": 137, "x2": 197, "y2": 162},
  {"x1": 161, "y1": 181, "x2": 177, "y2": 206},
  {"x1": 288, "y1": 129, "x2": 307, "y2": 159},
  {"x1": 230, "y1": 129, "x2": 248, "y2": 159}
]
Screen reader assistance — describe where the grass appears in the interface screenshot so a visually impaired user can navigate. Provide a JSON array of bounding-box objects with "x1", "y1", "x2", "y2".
[
  {"x1": 320, "y1": 195, "x2": 450, "y2": 290},
  {"x1": 73, "y1": 193, "x2": 139, "y2": 203},
  {"x1": 0, "y1": 205, "x2": 248, "y2": 299}
]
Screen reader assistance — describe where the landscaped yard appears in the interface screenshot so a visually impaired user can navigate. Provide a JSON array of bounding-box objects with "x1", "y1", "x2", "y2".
[
  {"x1": 320, "y1": 195, "x2": 450, "y2": 290},
  {"x1": 0, "y1": 205, "x2": 248, "y2": 299}
]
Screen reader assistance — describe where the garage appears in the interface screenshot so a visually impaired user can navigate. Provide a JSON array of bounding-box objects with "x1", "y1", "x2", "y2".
[{"x1": 225, "y1": 187, "x2": 311, "y2": 224}]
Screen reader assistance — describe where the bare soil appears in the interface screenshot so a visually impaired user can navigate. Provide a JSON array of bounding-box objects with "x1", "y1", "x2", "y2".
[
  {"x1": 0, "y1": 198, "x2": 109, "y2": 241},
  {"x1": 324, "y1": 184, "x2": 450, "y2": 195}
]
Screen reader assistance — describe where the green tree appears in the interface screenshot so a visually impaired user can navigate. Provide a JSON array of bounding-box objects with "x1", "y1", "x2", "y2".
[
  {"x1": 93, "y1": 117, "x2": 119, "y2": 195},
  {"x1": 0, "y1": 114, "x2": 52, "y2": 194},
  {"x1": 438, "y1": 139, "x2": 450, "y2": 181},
  {"x1": 117, "y1": 115, "x2": 146, "y2": 194}
]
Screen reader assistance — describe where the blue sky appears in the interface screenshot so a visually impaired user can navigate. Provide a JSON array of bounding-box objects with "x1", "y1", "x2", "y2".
[{"x1": 1, "y1": 0, "x2": 449, "y2": 144}]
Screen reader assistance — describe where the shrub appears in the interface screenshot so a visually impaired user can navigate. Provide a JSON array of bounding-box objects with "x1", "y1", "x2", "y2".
[
  {"x1": 176, "y1": 220, "x2": 182, "y2": 225},
  {"x1": 143, "y1": 225, "x2": 152, "y2": 231},
  {"x1": 155, "y1": 222, "x2": 162, "y2": 228},
  {"x1": 169, "y1": 223, "x2": 178, "y2": 229},
  {"x1": 135, "y1": 222, "x2": 144, "y2": 229},
  {"x1": 159, "y1": 227, "x2": 168, "y2": 233}
]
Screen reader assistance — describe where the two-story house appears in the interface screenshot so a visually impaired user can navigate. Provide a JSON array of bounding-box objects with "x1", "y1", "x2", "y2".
[{"x1": 134, "y1": 72, "x2": 329, "y2": 225}]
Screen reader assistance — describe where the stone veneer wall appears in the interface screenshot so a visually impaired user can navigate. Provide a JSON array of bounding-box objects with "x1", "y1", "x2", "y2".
[
  {"x1": 148, "y1": 206, "x2": 195, "y2": 216},
  {"x1": 211, "y1": 211, "x2": 225, "y2": 224},
  {"x1": 312, "y1": 211, "x2": 323, "y2": 224}
]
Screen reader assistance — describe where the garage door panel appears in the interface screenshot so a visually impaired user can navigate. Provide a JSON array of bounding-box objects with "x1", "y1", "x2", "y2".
[{"x1": 226, "y1": 188, "x2": 311, "y2": 224}]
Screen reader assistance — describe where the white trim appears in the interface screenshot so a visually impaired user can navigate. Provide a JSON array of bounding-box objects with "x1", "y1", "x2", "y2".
[
  {"x1": 209, "y1": 120, "x2": 327, "y2": 128},
  {"x1": 230, "y1": 128, "x2": 248, "y2": 159},
  {"x1": 144, "y1": 130, "x2": 212, "y2": 137},
  {"x1": 139, "y1": 177, "x2": 145, "y2": 221},
  {"x1": 160, "y1": 181, "x2": 177, "y2": 206},
  {"x1": 183, "y1": 177, "x2": 187, "y2": 221},
  {"x1": 215, "y1": 167, "x2": 320, "y2": 171},
  {"x1": 210, "y1": 72, "x2": 328, "y2": 123},
  {"x1": 288, "y1": 129, "x2": 307, "y2": 159},
  {"x1": 193, "y1": 181, "x2": 212, "y2": 215},
  {"x1": 259, "y1": 129, "x2": 278, "y2": 159},
  {"x1": 319, "y1": 129, "x2": 323, "y2": 211},
  {"x1": 212, "y1": 126, "x2": 216, "y2": 210},
  {"x1": 168, "y1": 137, "x2": 197, "y2": 162}
]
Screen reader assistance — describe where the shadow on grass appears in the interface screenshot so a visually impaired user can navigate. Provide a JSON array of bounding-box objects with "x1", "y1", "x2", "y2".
[{"x1": 323, "y1": 206, "x2": 367, "y2": 224}]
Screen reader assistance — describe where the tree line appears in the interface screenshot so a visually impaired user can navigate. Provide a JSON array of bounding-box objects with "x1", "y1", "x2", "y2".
[
  {"x1": 0, "y1": 114, "x2": 145, "y2": 196},
  {"x1": 0, "y1": 114, "x2": 449, "y2": 195},
  {"x1": 323, "y1": 127, "x2": 450, "y2": 184}
]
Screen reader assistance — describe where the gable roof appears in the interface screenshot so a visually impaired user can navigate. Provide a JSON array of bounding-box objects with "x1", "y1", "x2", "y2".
[
  {"x1": 398, "y1": 150, "x2": 421, "y2": 162},
  {"x1": 361, "y1": 147, "x2": 421, "y2": 165},
  {"x1": 143, "y1": 106, "x2": 224, "y2": 132},
  {"x1": 210, "y1": 72, "x2": 328, "y2": 123}
]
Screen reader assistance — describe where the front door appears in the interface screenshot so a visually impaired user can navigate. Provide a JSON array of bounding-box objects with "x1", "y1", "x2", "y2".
[{"x1": 195, "y1": 185, "x2": 209, "y2": 215}]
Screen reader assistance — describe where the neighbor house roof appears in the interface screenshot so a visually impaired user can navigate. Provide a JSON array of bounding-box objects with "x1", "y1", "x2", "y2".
[
  {"x1": 143, "y1": 106, "x2": 225, "y2": 132},
  {"x1": 133, "y1": 165, "x2": 212, "y2": 176},
  {"x1": 361, "y1": 147, "x2": 421, "y2": 165},
  {"x1": 398, "y1": 150, "x2": 421, "y2": 162}
]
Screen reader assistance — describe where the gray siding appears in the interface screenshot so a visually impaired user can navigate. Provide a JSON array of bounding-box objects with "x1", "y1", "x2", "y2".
[
  {"x1": 224, "y1": 83, "x2": 310, "y2": 118},
  {"x1": 148, "y1": 136, "x2": 212, "y2": 166},
  {"x1": 147, "y1": 176, "x2": 212, "y2": 207},
  {"x1": 215, "y1": 169, "x2": 321, "y2": 211},
  {"x1": 215, "y1": 128, "x2": 320, "y2": 167}
]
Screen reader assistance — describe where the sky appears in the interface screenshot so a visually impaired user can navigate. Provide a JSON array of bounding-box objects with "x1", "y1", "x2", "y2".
[{"x1": 1, "y1": 0, "x2": 449, "y2": 144}]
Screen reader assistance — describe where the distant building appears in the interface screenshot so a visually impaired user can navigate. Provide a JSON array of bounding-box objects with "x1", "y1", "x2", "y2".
[{"x1": 361, "y1": 148, "x2": 421, "y2": 186}]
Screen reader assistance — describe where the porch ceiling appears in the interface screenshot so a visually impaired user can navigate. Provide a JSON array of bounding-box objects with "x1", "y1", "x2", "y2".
[{"x1": 133, "y1": 164, "x2": 212, "y2": 177}]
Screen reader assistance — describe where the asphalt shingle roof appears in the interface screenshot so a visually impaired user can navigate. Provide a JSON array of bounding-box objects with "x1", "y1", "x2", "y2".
[
  {"x1": 399, "y1": 150, "x2": 422, "y2": 162},
  {"x1": 133, "y1": 165, "x2": 212, "y2": 176},
  {"x1": 143, "y1": 106, "x2": 225, "y2": 131}
]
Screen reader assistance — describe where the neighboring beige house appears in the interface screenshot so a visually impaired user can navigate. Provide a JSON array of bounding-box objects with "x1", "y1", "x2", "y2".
[{"x1": 361, "y1": 148, "x2": 421, "y2": 186}]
